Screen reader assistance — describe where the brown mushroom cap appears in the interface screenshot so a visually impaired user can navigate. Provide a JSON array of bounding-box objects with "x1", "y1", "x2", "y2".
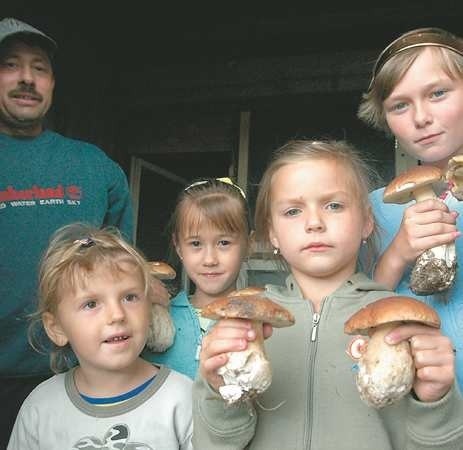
[
  {"x1": 228, "y1": 286, "x2": 265, "y2": 297},
  {"x1": 201, "y1": 295, "x2": 295, "y2": 328},
  {"x1": 344, "y1": 296, "x2": 440, "y2": 335},
  {"x1": 383, "y1": 165, "x2": 443, "y2": 204},
  {"x1": 148, "y1": 261, "x2": 176, "y2": 280}
]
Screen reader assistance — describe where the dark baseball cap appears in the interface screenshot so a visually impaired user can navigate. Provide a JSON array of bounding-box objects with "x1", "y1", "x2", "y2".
[{"x1": 0, "y1": 17, "x2": 57, "y2": 53}]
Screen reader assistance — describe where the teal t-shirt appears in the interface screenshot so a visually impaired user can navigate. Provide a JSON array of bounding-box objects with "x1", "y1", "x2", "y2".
[{"x1": 0, "y1": 130, "x2": 133, "y2": 377}]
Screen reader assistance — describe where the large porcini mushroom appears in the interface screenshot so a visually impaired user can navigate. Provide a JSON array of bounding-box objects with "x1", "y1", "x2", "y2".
[
  {"x1": 383, "y1": 165, "x2": 456, "y2": 295},
  {"x1": 446, "y1": 155, "x2": 463, "y2": 200},
  {"x1": 146, "y1": 261, "x2": 176, "y2": 353},
  {"x1": 344, "y1": 296, "x2": 440, "y2": 408},
  {"x1": 201, "y1": 290, "x2": 295, "y2": 404}
]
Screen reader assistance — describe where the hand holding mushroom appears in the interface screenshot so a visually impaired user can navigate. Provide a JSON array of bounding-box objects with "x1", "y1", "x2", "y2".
[
  {"x1": 383, "y1": 165, "x2": 457, "y2": 295},
  {"x1": 344, "y1": 296, "x2": 456, "y2": 408},
  {"x1": 200, "y1": 290, "x2": 294, "y2": 404}
]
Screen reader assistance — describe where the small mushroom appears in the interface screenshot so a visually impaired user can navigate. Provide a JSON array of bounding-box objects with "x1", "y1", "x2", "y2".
[
  {"x1": 344, "y1": 296, "x2": 440, "y2": 408},
  {"x1": 446, "y1": 155, "x2": 463, "y2": 200},
  {"x1": 201, "y1": 291, "x2": 295, "y2": 404},
  {"x1": 146, "y1": 261, "x2": 176, "y2": 353},
  {"x1": 147, "y1": 261, "x2": 177, "y2": 280},
  {"x1": 383, "y1": 165, "x2": 456, "y2": 295}
]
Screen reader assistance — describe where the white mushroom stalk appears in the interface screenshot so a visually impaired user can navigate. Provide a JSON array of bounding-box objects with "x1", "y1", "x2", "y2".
[
  {"x1": 383, "y1": 166, "x2": 456, "y2": 295},
  {"x1": 201, "y1": 289, "x2": 295, "y2": 405},
  {"x1": 218, "y1": 320, "x2": 272, "y2": 404},
  {"x1": 348, "y1": 323, "x2": 414, "y2": 408},
  {"x1": 344, "y1": 296, "x2": 440, "y2": 409},
  {"x1": 408, "y1": 184, "x2": 456, "y2": 295}
]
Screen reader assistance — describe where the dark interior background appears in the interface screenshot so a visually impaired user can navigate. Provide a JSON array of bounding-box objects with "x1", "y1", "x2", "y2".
[{"x1": 3, "y1": 1, "x2": 462, "y2": 274}]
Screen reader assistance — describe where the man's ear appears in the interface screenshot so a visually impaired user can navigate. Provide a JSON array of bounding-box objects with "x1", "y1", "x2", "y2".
[{"x1": 43, "y1": 312, "x2": 68, "y2": 347}]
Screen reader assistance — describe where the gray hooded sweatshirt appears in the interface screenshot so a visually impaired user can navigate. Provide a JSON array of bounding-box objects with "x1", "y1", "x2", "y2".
[{"x1": 193, "y1": 273, "x2": 463, "y2": 450}]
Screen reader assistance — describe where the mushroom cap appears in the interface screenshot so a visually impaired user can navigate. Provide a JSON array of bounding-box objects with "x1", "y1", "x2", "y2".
[
  {"x1": 383, "y1": 165, "x2": 443, "y2": 204},
  {"x1": 228, "y1": 286, "x2": 265, "y2": 297},
  {"x1": 148, "y1": 261, "x2": 176, "y2": 280},
  {"x1": 344, "y1": 296, "x2": 440, "y2": 335},
  {"x1": 201, "y1": 294, "x2": 295, "y2": 327}
]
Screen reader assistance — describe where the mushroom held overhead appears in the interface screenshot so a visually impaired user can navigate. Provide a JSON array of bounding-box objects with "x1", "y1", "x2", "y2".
[
  {"x1": 344, "y1": 296, "x2": 440, "y2": 408},
  {"x1": 446, "y1": 155, "x2": 463, "y2": 200},
  {"x1": 383, "y1": 165, "x2": 456, "y2": 295},
  {"x1": 201, "y1": 289, "x2": 295, "y2": 404},
  {"x1": 146, "y1": 261, "x2": 176, "y2": 353}
]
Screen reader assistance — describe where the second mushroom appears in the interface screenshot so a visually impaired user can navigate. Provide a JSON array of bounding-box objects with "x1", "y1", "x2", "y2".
[
  {"x1": 383, "y1": 165, "x2": 456, "y2": 295},
  {"x1": 201, "y1": 289, "x2": 295, "y2": 404},
  {"x1": 146, "y1": 261, "x2": 177, "y2": 353},
  {"x1": 345, "y1": 295, "x2": 440, "y2": 408}
]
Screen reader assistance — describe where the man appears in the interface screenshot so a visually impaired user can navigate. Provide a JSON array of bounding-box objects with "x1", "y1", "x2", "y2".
[{"x1": 0, "y1": 17, "x2": 135, "y2": 443}]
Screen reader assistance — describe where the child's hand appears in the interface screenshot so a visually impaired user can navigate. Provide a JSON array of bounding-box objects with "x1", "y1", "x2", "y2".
[
  {"x1": 199, "y1": 319, "x2": 273, "y2": 392},
  {"x1": 392, "y1": 199, "x2": 458, "y2": 265},
  {"x1": 385, "y1": 323, "x2": 455, "y2": 402}
]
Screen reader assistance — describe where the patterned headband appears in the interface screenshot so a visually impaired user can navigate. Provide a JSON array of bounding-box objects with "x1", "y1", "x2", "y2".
[
  {"x1": 368, "y1": 27, "x2": 463, "y2": 90},
  {"x1": 184, "y1": 177, "x2": 246, "y2": 199}
]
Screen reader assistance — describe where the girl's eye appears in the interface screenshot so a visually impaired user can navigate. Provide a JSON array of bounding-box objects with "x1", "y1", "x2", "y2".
[
  {"x1": 284, "y1": 208, "x2": 301, "y2": 217},
  {"x1": 189, "y1": 240, "x2": 201, "y2": 247},
  {"x1": 218, "y1": 239, "x2": 231, "y2": 247},
  {"x1": 83, "y1": 300, "x2": 97, "y2": 310},
  {"x1": 326, "y1": 202, "x2": 343, "y2": 211},
  {"x1": 390, "y1": 101, "x2": 407, "y2": 112},
  {"x1": 124, "y1": 293, "x2": 138, "y2": 303},
  {"x1": 430, "y1": 89, "x2": 447, "y2": 99}
]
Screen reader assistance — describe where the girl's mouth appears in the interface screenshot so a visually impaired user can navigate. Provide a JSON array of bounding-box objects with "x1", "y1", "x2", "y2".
[{"x1": 104, "y1": 335, "x2": 129, "y2": 343}]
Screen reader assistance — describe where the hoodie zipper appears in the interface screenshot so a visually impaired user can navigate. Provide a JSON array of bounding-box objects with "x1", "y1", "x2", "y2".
[
  {"x1": 310, "y1": 312, "x2": 320, "y2": 342},
  {"x1": 306, "y1": 299, "x2": 325, "y2": 449}
]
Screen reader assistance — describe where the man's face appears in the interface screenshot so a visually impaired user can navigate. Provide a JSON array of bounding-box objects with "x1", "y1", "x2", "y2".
[{"x1": 0, "y1": 40, "x2": 55, "y2": 136}]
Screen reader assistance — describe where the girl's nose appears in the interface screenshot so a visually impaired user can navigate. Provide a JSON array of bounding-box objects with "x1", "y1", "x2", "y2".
[
  {"x1": 413, "y1": 102, "x2": 433, "y2": 128},
  {"x1": 203, "y1": 247, "x2": 219, "y2": 266},
  {"x1": 304, "y1": 212, "x2": 325, "y2": 232}
]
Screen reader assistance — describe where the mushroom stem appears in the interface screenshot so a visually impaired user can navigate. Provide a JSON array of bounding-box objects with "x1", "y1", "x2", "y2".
[
  {"x1": 218, "y1": 320, "x2": 272, "y2": 404},
  {"x1": 357, "y1": 321, "x2": 414, "y2": 408},
  {"x1": 410, "y1": 184, "x2": 457, "y2": 295},
  {"x1": 412, "y1": 184, "x2": 437, "y2": 202}
]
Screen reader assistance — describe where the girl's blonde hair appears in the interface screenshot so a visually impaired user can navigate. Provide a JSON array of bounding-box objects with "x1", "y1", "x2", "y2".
[
  {"x1": 359, "y1": 45, "x2": 463, "y2": 133},
  {"x1": 254, "y1": 140, "x2": 379, "y2": 271},
  {"x1": 170, "y1": 178, "x2": 250, "y2": 253},
  {"x1": 29, "y1": 223, "x2": 154, "y2": 373}
]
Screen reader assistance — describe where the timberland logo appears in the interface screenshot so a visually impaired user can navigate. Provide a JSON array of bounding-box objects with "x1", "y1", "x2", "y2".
[{"x1": 0, "y1": 184, "x2": 82, "y2": 207}]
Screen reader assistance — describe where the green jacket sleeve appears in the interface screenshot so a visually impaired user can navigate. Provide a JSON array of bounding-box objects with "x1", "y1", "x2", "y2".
[
  {"x1": 405, "y1": 384, "x2": 463, "y2": 449},
  {"x1": 192, "y1": 377, "x2": 256, "y2": 450}
]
